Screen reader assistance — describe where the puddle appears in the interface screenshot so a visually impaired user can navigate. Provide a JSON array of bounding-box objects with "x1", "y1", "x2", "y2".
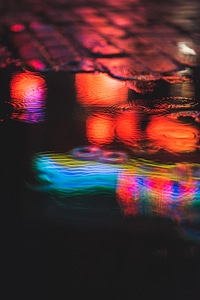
[{"x1": 0, "y1": 67, "x2": 200, "y2": 242}]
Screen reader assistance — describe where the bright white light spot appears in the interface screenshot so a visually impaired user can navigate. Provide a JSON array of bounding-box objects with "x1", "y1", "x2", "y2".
[{"x1": 178, "y1": 42, "x2": 196, "y2": 55}]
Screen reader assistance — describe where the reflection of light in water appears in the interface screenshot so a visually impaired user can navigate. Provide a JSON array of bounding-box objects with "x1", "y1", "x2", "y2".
[
  {"x1": 30, "y1": 147, "x2": 200, "y2": 227},
  {"x1": 116, "y1": 111, "x2": 144, "y2": 146},
  {"x1": 76, "y1": 72, "x2": 131, "y2": 147},
  {"x1": 165, "y1": 110, "x2": 200, "y2": 125},
  {"x1": 117, "y1": 171, "x2": 140, "y2": 216},
  {"x1": 117, "y1": 170, "x2": 200, "y2": 222},
  {"x1": 32, "y1": 152, "x2": 121, "y2": 197},
  {"x1": 72, "y1": 146, "x2": 128, "y2": 164},
  {"x1": 71, "y1": 146, "x2": 103, "y2": 160},
  {"x1": 86, "y1": 114, "x2": 115, "y2": 145},
  {"x1": 169, "y1": 80, "x2": 195, "y2": 98},
  {"x1": 163, "y1": 70, "x2": 191, "y2": 84},
  {"x1": 146, "y1": 115, "x2": 199, "y2": 153},
  {"x1": 75, "y1": 73, "x2": 128, "y2": 106},
  {"x1": 10, "y1": 71, "x2": 47, "y2": 123},
  {"x1": 98, "y1": 150, "x2": 128, "y2": 164},
  {"x1": 153, "y1": 97, "x2": 197, "y2": 111},
  {"x1": 166, "y1": 110, "x2": 200, "y2": 123}
]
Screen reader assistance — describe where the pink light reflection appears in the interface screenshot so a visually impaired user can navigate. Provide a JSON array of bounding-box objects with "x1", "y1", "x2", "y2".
[
  {"x1": 117, "y1": 169, "x2": 199, "y2": 222},
  {"x1": 10, "y1": 71, "x2": 47, "y2": 123}
]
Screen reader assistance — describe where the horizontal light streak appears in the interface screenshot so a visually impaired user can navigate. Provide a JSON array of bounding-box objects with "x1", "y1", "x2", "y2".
[{"x1": 30, "y1": 148, "x2": 200, "y2": 225}]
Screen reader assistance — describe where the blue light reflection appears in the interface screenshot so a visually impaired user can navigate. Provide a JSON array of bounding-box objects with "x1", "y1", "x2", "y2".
[{"x1": 30, "y1": 146, "x2": 200, "y2": 240}]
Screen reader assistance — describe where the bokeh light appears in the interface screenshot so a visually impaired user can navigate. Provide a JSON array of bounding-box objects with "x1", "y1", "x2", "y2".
[
  {"x1": 75, "y1": 73, "x2": 128, "y2": 106},
  {"x1": 146, "y1": 115, "x2": 200, "y2": 153},
  {"x1": 86, "y1": 114, "x2": 115, "y2": 145},
  {"x1": 10, "y1": 71, "x2": 47, "y2": 123}
]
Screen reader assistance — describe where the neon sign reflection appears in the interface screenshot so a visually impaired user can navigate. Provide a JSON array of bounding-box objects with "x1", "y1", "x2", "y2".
[
  {"x1": 32, "y1": 151, "x2": 121, "y2": 197},
  {"x1": 31, "y1": 146, "x2": 200, "y2": 226},
  {"x1": 117, "y1": 169, "x2": 199, "y2": 223}
]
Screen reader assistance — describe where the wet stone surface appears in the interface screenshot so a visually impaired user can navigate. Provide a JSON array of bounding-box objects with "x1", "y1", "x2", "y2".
[
  {"x1": 0, "y1": 0, "x2": 200, "y2": 81},
  {"x1": 1, "y1": 1, "x2": 200, "y2": 298}
]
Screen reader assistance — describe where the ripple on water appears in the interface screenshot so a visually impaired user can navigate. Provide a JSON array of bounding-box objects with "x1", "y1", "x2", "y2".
[
  {"x1": 9, "y1": 71, "x2": 47, "y2": 123},
  {"x1": 146, "y1": 115, "x2": 200, "y2": 154}
]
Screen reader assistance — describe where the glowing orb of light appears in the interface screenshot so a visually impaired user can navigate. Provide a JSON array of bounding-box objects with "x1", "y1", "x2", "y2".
[
  {"x1": 10, "y1": 23, "x2": 25, "y2": 32},
  {"x1": 86, "y1": 114, "x2": 115, "y2": 145},
  {"x1": 146, "y1": 116, "x2": 199, "y2": 153},
  {"x1": 10, "y1": 72, "x2": 46, "y2": 104},
  {"x1": 10, "y1": 71, "x2": 47, "y2": 123}
]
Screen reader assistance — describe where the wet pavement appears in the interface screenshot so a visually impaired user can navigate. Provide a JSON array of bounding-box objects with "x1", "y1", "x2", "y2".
[
  {"x1": 1, "y1": 67, "x2": 200, "y2": 298},
  {"x1": 1, "y1": 0, "x2": 200, "y2": 75},
  {"x1": 1, "y1": 0, "x2": 200, "y2": 298}
]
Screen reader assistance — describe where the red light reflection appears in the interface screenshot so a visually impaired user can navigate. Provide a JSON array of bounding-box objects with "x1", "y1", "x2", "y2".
[
  {"x1": 10, "y1": 24, "x2": 25, "y2": 32},
  {"x1": 145, "y1": 177, "x2": 174, "y2": 218},
  {"x1": 10, "y1": 71, "x2": 47, "y2": 123},
  {"x1": 117, "y1": 171, "x2": 140, "y2": 216},
  {"x1": 116, "y1": 111, "x2": 144, "y2": 146},
  {"x1": 146, "y1": 116, "x2": 199, "y2": 153},
  {"x1": 76, "y1": 72, "x2": 129, "y2": 146},
  {"x1": 117, "y1": 170, "x2": 198, "y2": 222},
  {"x1": 86, "y1": 114, "x2": 114, "y2": 145},
  {"x1": 75, "y1": 73, "x2": 128, "y2": 106}
]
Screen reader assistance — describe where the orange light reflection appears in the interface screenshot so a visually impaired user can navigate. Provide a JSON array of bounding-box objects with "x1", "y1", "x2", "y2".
[
  {"x1": 86, "y1": 114, "x2": 114, "y2": 145},
  {"x1": 75, "y1": 73, "x2": 128, "y2": 106},
  {"x1": 116, "y1": 111, "x2": 144, "y2": 146},
  {"x1": 76, "y1": 72, "x2": 129, "y2": 146},
  {"x1": 146, "y1": 116, "x2": 199, "y2": 153}
]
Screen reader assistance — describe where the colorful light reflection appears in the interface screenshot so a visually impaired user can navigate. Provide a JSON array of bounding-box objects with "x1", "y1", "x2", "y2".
[
  {"x1": 31, "y1": 147, "x2": 200, "y2": 225},
  {"x1": 117, "y1": 170, "x2": 200, "y2": 223},
  {"x1": 32, "y1": 152, "x2": 121, "y2": 197},
  {"x1": 10, "y1": 71, "x2": 47, "y2": 123}
]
